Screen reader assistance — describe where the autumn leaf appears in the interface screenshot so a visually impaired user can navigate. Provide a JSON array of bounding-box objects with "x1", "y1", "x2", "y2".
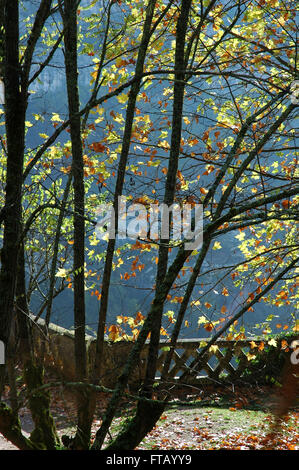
[
  {"x1": 212, "y1": 241, "x2": 222, "y2": 250},
  {"x1": 117, "y1": 92, "x2": 128, "y2": 104},
  {"x1": 204, "y1": 322, "x2": 213, "y2": 332},
  {"x1": 280, "y1": 339, "x2": 289, "y2": 350},
  {"x1": 56, "y1": 268, "x2": 68, "y2": 278},
  {"x1": 200, "y1": 187, "x2": 208, "y2": 195},
  {"x1": 89, "y1": 141, "x2": 107, "y2": 153},
  {"x1": 246, "y1": 353, "x2": 256, "y2": 361},
  {"x1": 281, "y1": 199, "x2": 290, "y2": 208},
  {"x1": 202, "y1": 130, "x2": 210, "y2": 142}
]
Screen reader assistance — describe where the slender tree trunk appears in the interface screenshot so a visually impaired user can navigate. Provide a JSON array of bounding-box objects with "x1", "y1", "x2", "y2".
[
  {"x1": 92, "y1": 246, "x2": 191, "y2": 449},
  {"x1": 142, "y1": 0, "x2": 192, "y2": 396},
  {"x1": 0, "y1": 0, "x2": 60, "y2": 450},
  {"x1": 87, "y1": 0, "x2": 157, "y2": 447},
  {"x1": 16, "y1": 242, "x2": 34, "y2": 363},
  {"x1": 44, "y1": 174, "x2": 72, "y2": 331},
  {"x1": 104, "y1": 0, "x2": 192, "y2": 450},
  {"x1": 92, "y1": 0, "x2": 157, "y2": 382},
  {"x1": 62, "y1": 0, "x2": 89, "y2": 449},
  {"x1": 0, "y1": 0, "x2": 26, "y2": 396}
]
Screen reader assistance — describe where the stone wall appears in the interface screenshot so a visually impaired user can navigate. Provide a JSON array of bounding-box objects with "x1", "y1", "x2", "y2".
[
  {"x1": 31, "y1": 318, "x2": 145, "y2": 389},
  {"x1": 31, "y1": 317, "x2": 296, "y2": 389}
]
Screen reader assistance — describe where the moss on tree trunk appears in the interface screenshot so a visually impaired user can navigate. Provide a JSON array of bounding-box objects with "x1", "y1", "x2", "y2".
[
  {"x1": 0, "y1": 402, "x2": 38, "y2": 450},
  {"x1": 23, "y1": 361, "x2": 60, "y2": 450}
]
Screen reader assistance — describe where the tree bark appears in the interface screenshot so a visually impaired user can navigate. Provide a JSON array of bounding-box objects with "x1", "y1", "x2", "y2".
[
  {"x1": 62, "y1": 0, "x2": 89, "y2": 449},
  {"x1": 88, "y1": 0, "x2": 157, "y2": 448},
  {"x1": 92, "y1": 0, "x2": 157, "y2": 383},
  {"x1": 0, "y1": 0, "x2": 26, "y2": 396},
  {"x1": 104, "y1": 0, "x2": 192, "y2": 449}
]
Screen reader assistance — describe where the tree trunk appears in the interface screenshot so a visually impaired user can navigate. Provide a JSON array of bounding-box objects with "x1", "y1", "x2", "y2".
[
  {"x1": 105, "y1": 0, "x2": 192, "y2": 450},
  {"x1": 62, "y1": 0, "x2": 89, "y2": 449},
  {"x1": 0, "y1": 0, "x2": 26, "y2": 396},
  {"x1": 92, "y1": 0, "x2": 157, "y2": 382},
  {"x1": 87, "y1": 0, "x2": 157, "y2": 447}
]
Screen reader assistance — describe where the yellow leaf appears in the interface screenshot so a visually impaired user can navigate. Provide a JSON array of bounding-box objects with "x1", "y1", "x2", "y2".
[
  {"x1": 117, "y1": 93, "x2": 128, "y2": 104},
  {"x1": 212, "y1": 241, "x2": 222, "y2": 250},
  {"x1": 51, "y1": 113, "x2": 63, "y2": 122},
  {"x1": 246, "y1": 353, "x2": 256, "y2": 361},
  {"x1": 56, "y1": 268, "x2": 67, "y2": 278},
  {"x1": 235, "y1": 232, "x2": 246, "y2": 241}
]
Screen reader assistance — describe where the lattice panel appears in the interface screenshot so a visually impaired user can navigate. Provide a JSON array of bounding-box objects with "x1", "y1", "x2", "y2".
[{"x1": 155, "y1": 338, "x2": 286, "y2": 385}]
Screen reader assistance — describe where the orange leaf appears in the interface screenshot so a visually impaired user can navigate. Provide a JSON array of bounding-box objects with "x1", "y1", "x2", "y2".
[
  {"x1": 281, "y1": 199, "x2": 290, "y2": 208},
  {"x1": 202, "y1": 130, "x2": 210, "y2": 142},
  {"x1": 204, "y1": 322, "x2": 213, "y2": 332},
  {"x1": 258, "y1": 342, "x2": 265, "y2": 351},
  {"x1": 90, "y1": 141, "x2": 107, "y2": 153},
  {"x1": 221, "y1": 287, "x2": 229, "y2": 296},
  {"x1": 281, "y1": 339, "x2": 288, "y2": 349}
]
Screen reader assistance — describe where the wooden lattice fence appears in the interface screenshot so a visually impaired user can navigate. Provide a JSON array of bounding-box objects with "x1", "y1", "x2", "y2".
[{"x1": 141, "y1": 336, "x2": 297, "y2": 386}]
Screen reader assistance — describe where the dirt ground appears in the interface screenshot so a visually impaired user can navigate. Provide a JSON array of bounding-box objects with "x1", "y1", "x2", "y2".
[{"x1": 1, "y1": 381, "x2": 298, "y2": 451}]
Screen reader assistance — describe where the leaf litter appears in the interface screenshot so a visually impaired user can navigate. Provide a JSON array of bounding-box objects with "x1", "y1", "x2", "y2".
[{"x1": 1, "y1": 369, "x2": 298, "y2": 451}]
